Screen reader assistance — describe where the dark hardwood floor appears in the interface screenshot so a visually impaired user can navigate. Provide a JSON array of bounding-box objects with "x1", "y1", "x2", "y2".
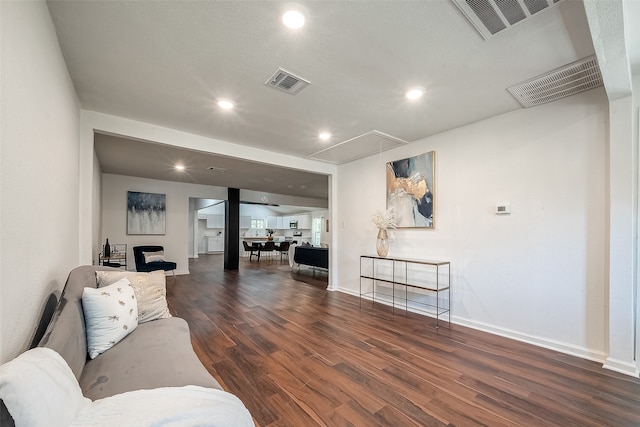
[{"x1": 167, "y1": 254, "x2": 640, "y2": 426}]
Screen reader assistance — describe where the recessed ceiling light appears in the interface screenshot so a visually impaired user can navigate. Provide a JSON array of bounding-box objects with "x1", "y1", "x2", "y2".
[
  {"x1": 282, "y1": 9, "x2": 305, "y2": 29},
  {"x1": 404, "y1": 87, "x2": 426, "y2": 100},
  {"x1": 217, "y1": 99, "x2": 235, "y2": 110},
  {"x1": 318, "y1": 132, "x2": 331, "y2": 140},
  {"x1": 175, "y1": 164, "x2": 185, "y2": 171}
]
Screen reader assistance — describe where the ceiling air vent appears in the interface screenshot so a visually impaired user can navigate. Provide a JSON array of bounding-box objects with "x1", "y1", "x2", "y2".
[
  {"x1": 452, "y1": 0, "x2": 564, "y2": 40},
  {"x1": 507, "y1": 55, "x2": 603, "y2": 108},
  {"x1": 265, "y1": 68, "x2": 310, "y2": 95}
]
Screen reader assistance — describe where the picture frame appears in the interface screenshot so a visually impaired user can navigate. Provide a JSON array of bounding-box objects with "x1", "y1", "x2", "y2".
[
  {"x1": 127, "y1": 191, "x2": 166, "y2": 235},
  {"x1": 386, "y1": 151, "x2": 435, "y2": 228}
]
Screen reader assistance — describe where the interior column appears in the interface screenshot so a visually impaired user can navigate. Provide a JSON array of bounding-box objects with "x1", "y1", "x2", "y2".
[{"x1": 224, "y1": 188, "x2": 240, "y2": 270}]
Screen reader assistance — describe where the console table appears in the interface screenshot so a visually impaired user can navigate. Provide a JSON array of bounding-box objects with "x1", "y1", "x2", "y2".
[
  {"x1": 360, "y1": 255, "x2": 451, "y2": 328},
  {"x1": 98, "y1": 243, "x2": 127, "y2": 269}
]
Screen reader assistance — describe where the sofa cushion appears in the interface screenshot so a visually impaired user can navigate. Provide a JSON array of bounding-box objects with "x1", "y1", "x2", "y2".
[
  {"x1": 80, "y1": 317, "x2": 222, "y2": 400},
  {"x1": 96, "y1": 270, "x2": 172, "y2": 323}
]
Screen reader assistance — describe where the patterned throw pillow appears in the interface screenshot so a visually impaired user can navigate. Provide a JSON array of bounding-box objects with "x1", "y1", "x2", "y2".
[
  {"x1": 96, "y1": 270, "x2": 172, "y2": 323},
  {"x1": 82, "y1": 278, "x2": 138, "y2": 359}
]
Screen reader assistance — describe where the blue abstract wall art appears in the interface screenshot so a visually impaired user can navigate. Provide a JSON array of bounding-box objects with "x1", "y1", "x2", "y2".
[{"x1": 127, "y1": 191, "x2": 166, "y2": 235}]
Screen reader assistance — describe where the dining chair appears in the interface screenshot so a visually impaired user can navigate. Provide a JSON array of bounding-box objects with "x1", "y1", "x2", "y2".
[
  {"x1": 276, "y1": 241, "x2": 290, "y2": 260},
  {"x1": 242, "y1": 241, "x2": 260, "y2": 261},
  {"x1": 259, "y1": 241, "x2": 276, "y2": 261}
]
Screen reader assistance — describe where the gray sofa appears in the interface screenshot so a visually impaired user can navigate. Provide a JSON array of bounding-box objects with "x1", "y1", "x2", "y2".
[{"x1": 2, "y1": 265, "x2": 223, "y2": 425}]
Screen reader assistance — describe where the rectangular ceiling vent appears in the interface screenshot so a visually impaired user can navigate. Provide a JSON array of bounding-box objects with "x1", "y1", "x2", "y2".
[
  {"x1": 507, "y1": 55, "x2": 603, "y2": 108},
  {"x1": 265, "y1": 68, "x2": 310, "y2": 95},
  {"x1": 307, "y1": 130, "x2": 408, "y2": 164},
  {"x1": 452, "y1": 0, "x2": 564, "y2": 40}
]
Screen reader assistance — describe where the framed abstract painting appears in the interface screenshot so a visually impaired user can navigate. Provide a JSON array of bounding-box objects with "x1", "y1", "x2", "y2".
[
  {"x1": 127, "y1": 191, "x2": 166, "y2": 235},
  {"x1": 386, "y1": 151, "x2": 435, "y2": 228}
]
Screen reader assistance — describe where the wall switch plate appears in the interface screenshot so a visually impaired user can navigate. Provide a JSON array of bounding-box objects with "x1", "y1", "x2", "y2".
[{"x1": 496, "y1": 203, "x2": 511, "y2": 215}]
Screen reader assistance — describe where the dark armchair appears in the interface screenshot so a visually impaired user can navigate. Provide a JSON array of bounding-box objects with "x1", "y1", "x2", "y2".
[{"x1": 133, "y1": 245, "x2": 177, "y2": 274}]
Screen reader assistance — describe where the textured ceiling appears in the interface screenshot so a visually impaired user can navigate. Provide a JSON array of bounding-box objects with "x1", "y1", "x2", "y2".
[{"x1": 44, "y1": 0, "x2": 630, "y2": 200}]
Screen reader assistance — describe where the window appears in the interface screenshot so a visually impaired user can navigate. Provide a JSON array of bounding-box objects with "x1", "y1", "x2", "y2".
[
  {"x1": 251, "y1": 219, "x2": 264, "y2": 229},
  {"x1": 312, "y1": 217, "x2": 322, "y2": 246}
]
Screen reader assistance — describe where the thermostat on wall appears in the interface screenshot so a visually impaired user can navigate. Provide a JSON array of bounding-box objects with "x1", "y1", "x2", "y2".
[{"x1": 496, "y1": 203, "x2": 511, "y2": 215}]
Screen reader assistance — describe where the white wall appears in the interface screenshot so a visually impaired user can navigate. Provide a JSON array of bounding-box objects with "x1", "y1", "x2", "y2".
[
  {"x1": 336, "y1": 89, "x2": 609, "y2": 361},
  {"x1": 92, "y1": 150, "x2": 103, "y2": 264},
  {"x1": 196, "y1": 202, "x2": 225, "y2": 255},
  {"x1": 101, "y1": 174, "x2": 227, "y2": 275},
  {"x1": 0, "y1": 1, "x2": 81, "y2": 362},
  {"x1": 634, "y1": 72, "x2": 640, "y2": 373},
  {"x1": 605, "y1": 93, "x2": 636, "y2": 375}
]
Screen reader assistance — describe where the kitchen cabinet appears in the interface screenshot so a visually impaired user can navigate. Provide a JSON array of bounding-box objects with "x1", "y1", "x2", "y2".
[
  {"x1": 298, "y1": 214, "x2": 311, "y2": 229},
  {"x1": 266, "y1": 216, "x2": 277, "y2": 229},
  {"x1": 206, "y1": 215, "x2": 224, "y2": 229},
  {"x1": 287, "y1": 214, "x2": 311, "y2": 229},
  {"x1": 207, "y1": 236, "x2": 224, "y2": 252},
  {"x1": 240, "y1": 215, "x2": 252, "y2": 228},
  {"x1": 249, "y1": 213, "x2": 314, "y2": 230}
]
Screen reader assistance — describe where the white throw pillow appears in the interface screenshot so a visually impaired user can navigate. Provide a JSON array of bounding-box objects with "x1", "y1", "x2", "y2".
[
  {"x1": 82, "y1": 278, "x2": 138, "y2": 359},
  {"x1": 143, "y1": 250, "x2": 165, "y2": 263},
  {"x1": 96, "y1": 270, "x2": 172, "y2": 323},
  {"x1": 0, "y1": 347, "x2": 91, "y2": 427}
]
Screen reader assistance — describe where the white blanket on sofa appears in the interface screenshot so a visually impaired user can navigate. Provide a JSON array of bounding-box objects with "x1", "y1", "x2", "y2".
[
  {"x1": 0, "y1": 348, "x2": 253, "y2": 427},
  {"x1": 72, "y1": 385, "x2": 254, "y2": 427}
]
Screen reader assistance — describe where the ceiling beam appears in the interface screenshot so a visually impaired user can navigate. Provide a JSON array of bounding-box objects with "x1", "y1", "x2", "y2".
[{"x1": 583, "y1": 0, "x2": 632, "y2": 100}]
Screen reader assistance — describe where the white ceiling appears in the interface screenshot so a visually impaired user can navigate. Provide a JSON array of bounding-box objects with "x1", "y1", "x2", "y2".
[
  {"x1": 94, "y1": 133, "x2": 329, "y2": 199},
  {"x1": 45, "y1": 0, "x2": 638, "y2": 201}
]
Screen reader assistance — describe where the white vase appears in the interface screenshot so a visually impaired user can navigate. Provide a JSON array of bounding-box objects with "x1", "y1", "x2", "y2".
[{"x1": 376, "y1": 229, "x2": 389, "y2": 257}]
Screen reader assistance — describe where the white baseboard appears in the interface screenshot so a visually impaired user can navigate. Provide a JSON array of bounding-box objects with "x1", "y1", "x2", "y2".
[
  {"x1": 334, "y1": 287, "x2": 358, "y2": 297},
  {"x1": 603, "y1": 357, "x2": 640, "y2": 377},
  {"x1": 451, "y1": 316, "x2": 608, "y2": 364}
]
